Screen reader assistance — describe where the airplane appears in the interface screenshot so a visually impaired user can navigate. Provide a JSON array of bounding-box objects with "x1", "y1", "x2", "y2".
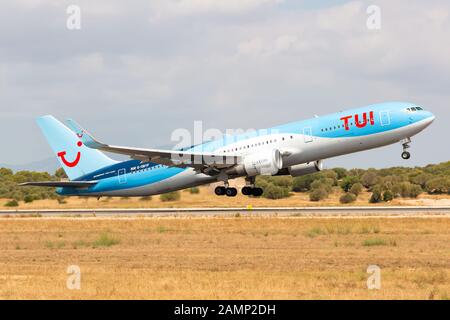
[{"x1": 21, "y1": 102, "x2": 435, "y2": 198}]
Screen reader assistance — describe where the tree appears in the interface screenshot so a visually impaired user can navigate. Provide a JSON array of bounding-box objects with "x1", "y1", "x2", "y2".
[
  {"x1": 321, "y1": 170, "x2": 338, "y2": 186},
  {"x1": 340, "y1": 176, "x2": 360, "y2": 192},
  {"x1": 55, "y1": 168, "x2": 68, "y2": 179},
  {"x1": 425, "y1": 177, "x2": 450, "y2": 194},
  {"x1": 0, "y1": 168, "x2": 13, "y2": 178},
  {"x1": 361, "y1": 171, "x2": 379, "y2": 189},
  {"x1": 311, "y1": 180, "x2": 333, "y2": 194},
  {"x1": 369, "y1": 186, "x2": 383, "y2": 203},
  {"x1": 410, "y1": 173, "x2": 433, "y2": 189},
  {"x1": 332, "y1": 168, "x2": 348, "y2": 180},
  {"x1": 292, "y1": 174, "x2": 316, "y2": 192},
  {"x1": 408, "y1": 184, "x2": 423, "y2": 198},
  {"x1": 350, "y1": 183, "x2": 363, "y2": 196}
]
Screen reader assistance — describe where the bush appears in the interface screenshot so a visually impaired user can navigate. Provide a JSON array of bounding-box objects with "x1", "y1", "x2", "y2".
[
  {"x1": 425, "y1": 177, "x2": 450, "y2": 194},
  {"x1": 310, "y1": 180, "x2": 333, "y2": 194},
  {"x1": 270, "y1": 176, "x2": 293, "y2": 188},
  {"x1": 361, "y1": 171, "x2": 379, "y2": 189},
  {"x1": 321, "y1": 170, "x2": 338, "y2": 186},
  {"x1": 333, "y1": 167, "x2": 348, "y2": 180},
  {"x1": 396, "y1": 182, "x2": 422, "y2": 198},
  {"x1": 383, "y1": 190, "x2": 394, "y2": 202},
  {"x1": 411, "y1": 173, "x2": 433, "y2": 189},
  {"x1": 140, "y1": 196, "x2": 152, "y2": 201},
  {"x1": 189, "y1": 187, "x2": 200, "y2": 194},
  {"x1": 24, "y1": 194, "x2": 35, "y2": 203},
  {"x1": 369, "y1": 187, "x2": 383, "y2": 203},
  {"x1": 262, "y1": 184, "x2": 291, "y2": 199},
  {"x1": 349, "y1": 183, "x2": 363, "y2": 196},
  {"x1": 340, "y1": 176, "x2": 360, "y2": 192},
  {"x1": 310, "y1": 187, "x2": 329, "y2": 201},
  {"x1": 160, "y1": 191, "x2": 181, "y2": 202},
  {"x1": 54, "y1": 168, "x2": 68, "y2": 179},
  {"x1": 4, "y1": 199, "x2": 19, "y2": 207},
  {"x1": 292, "y1": 174, "x2": 316, "y2": 192},
  {"x1": 340, "y1": 192, "x2": 356, "y2": 204},
  {"x1": 408, "y1": 184, "x2": 423, "y2": 198}
]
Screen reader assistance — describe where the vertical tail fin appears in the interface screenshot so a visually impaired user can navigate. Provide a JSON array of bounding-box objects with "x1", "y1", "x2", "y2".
[{"x1": 37, "y1": 115, "x2": 117, "y2": 180}]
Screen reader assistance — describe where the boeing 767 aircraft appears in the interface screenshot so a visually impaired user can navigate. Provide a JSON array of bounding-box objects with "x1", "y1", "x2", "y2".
[{"x1": 21, "y1": 102, "x2": 435, "y2": 197}]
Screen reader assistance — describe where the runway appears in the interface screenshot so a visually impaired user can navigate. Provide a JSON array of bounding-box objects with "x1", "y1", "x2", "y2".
[{"x1": 1, "y1": 206, "x2": 450, "y2": 217}]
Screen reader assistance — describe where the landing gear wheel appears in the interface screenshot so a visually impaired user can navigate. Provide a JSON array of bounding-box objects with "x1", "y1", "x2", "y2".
[
  {"x1": 251, "y1": 187, "x2": 263, "y2": 197},
  {"x1": 241, "y1": 186, "x2": 252, "y2": 196},
  {"x1": 401, "y1": 151, "x2": 411, "y2": 160},
  {"x1": 226, "y1": 187, "x2": 237, "y2": 197},
  {"x1": 215, "y1": 186, "x2": 226, "y2": 196}
]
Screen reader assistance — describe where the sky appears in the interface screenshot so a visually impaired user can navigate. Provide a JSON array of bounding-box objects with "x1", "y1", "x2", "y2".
[{"x1": 0, "y1": 0, "x2": 449, "y2": 169}]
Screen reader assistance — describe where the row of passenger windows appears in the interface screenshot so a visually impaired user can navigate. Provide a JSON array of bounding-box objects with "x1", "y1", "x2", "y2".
[
  {"x1": 222, "y1": 136, "x2": 294, "y2": 153},
  {"x1": 321, "y1": 123, "x2": 352, "y2": 132},
  {"x1": 129, "y1": 165, "x2": 165, "y2": 174}
]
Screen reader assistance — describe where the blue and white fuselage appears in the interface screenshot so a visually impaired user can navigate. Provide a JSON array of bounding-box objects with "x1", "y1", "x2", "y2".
[{"x1": 24, "y1": 102, "x2": 435, "y2": 197}]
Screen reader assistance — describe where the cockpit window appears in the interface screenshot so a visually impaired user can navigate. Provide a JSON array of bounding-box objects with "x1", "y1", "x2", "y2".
[{"x1": 405, "y1": 106, "x2": 423, "y2": 112}]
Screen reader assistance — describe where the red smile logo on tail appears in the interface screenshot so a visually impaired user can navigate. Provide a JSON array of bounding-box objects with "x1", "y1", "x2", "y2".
[{"x1": 57, "y1": 141, "x2": 82, "y2": 168}]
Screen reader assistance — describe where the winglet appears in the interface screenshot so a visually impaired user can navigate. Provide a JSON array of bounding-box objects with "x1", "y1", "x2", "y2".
[{"x1": 65, "y1": 119, "x2": 106, "y2": 149}]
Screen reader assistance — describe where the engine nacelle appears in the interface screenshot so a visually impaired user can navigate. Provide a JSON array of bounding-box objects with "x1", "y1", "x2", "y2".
[
  {"x1": 288, "y1": 160, "x2": 323, "y2": 177},
  {"x1": 235, "y1": 149, "x2": 283, "y2": 177}
]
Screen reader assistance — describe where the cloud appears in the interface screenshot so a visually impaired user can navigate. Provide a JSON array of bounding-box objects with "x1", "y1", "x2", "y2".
[
  {"x1": 0, "y1": 0, "x2": 449, "y2": 169},
  {"x1": 149, "y1": 0, "x2": 283, "y2": 21}
]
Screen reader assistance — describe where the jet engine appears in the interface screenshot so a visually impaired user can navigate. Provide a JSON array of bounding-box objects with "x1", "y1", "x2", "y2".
[
  {"x1": 243, "y1": 149, "x2": 283, "y2": 176},
  {"x1": 288, "y1": 160, "x2": 323, "y2": 177},
  {"x1": 227, "y1": 149, "x2": 283, "y2": 177}
]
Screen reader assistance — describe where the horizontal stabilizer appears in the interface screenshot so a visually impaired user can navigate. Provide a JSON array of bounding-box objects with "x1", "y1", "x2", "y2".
[{"x1": 19, "y1": 181, "x2": 98, "y2": 188}]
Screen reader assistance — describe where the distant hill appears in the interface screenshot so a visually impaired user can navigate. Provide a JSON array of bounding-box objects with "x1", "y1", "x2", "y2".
[{"x1": 0, "y1": 157, "x2": 60, "y2": 174}]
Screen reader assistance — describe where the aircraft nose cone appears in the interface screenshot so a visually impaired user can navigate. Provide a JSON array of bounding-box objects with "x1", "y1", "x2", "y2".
[{"x1": 422, "y1": 112, "x2": 435, "y2": 127}]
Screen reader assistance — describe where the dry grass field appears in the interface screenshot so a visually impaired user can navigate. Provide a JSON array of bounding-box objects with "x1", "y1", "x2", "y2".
[{"x1": 0, "y1": 215, "x2": 449, "y2": 300}]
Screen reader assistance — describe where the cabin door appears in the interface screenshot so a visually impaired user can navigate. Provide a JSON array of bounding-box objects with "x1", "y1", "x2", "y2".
[
  {"x1": 303, "y1": 127, "x2": 313, "y2": 143},
  {"x1": 380, "y1": 111, "x2": 391, "y2": 126},
  {"x1": 118, "y1": 168, "x2": 127, "y2": 184}
]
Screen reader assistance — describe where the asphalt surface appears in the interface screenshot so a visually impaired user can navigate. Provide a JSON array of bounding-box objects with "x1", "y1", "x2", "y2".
[{"x1": 1, "y1": 206, "x2": 450, "y2": 217}]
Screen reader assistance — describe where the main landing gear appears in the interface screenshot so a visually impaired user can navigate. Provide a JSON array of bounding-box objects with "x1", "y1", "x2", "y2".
[
  {"x1": 214, "y1": 185, "x2": 263, "y2": 197},
  {"x1": 214, "y1": 176, "x2": 264, "y2": 197},
  {"x1": 241, "y1": 176, "x2": 263, "y2": 197},
  {"x1": 241, "y1": 186, "x2": 263, "y2": 197},
  {"x1": 401, "y1": 138, "x2": 412, "y2": 160},
  {"x1": 215, "y1": 186, "x2": 238, "y2": 197}
]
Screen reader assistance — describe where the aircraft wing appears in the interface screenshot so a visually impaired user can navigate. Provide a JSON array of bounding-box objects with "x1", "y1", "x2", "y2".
[
  {"x1": 65, "y1": 119, "x2": 241, "y2": 172},
  {"x1": 19, "y1": 181, "x2": 98, "y2": 188}
]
